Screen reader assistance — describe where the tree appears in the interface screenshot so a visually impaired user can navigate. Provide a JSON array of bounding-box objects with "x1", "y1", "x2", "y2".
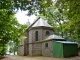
[
  {"x1": 0, "y1": 9, "x2": 15, "y2": 56},
  {"x1": 38, "y1": 5, "x2": 65, "y2": 37},
  {"x1": 0, "y1": 9, "x2": 27, "y2": 56},
  {"x1": 8, "y1": 24, "x2": 27, "y2": 55},
  {"x1": 0, "y1": 0, "x2": 53, "y2": 16},
  {"x1": 0, "y1": 9, "x2": 27, "y2": 55},
  {"x1": 55, "y1": 0, "x2": 80, "y2": 42}
]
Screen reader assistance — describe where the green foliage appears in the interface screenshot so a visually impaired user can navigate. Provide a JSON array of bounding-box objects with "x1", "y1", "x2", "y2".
[
  {"x1": 38, "y1": 0, "x2": 80, "y2": 42},
  {"x1": 39, "y1": 5, "x2": 65, "y2": 37},
  {"x1": 0, "y1": 9, "x2": 15, "y2": 56},
  {"x1": 0, "y1": 46, "x2": 7, "y2": 56},
  {"x1": 55, "y1": 0, "x2": 80, "y2": 42},
  {"x1": 0, "y1": 0, "x2": 53, "y2": 16},
  {"x1": 0, "y1": 0, "x2": 80, "y2": 54},
  {"x1": 8, "y1": 41, "x2": 18, "y2": 55},
  {"x1": 8, "y1": 24, "x2": 27, "y2": 55},
  {"x1": 0, "y1": 9, "x2": 27, "y2": 55}
]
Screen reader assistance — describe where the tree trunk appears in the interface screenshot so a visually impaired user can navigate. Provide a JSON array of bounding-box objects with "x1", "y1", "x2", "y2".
[{"x1": 14, "y1": 51, "x2": 15, "y2": 55}]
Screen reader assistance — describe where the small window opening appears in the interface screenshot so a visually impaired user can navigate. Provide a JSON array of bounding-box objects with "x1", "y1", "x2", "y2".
[
  {"x1": 46, "y1": 31, "x2": 50, "y2": 35},
  {"x1": 45, "y1": 43, "x2": 48, "y2": 47}
]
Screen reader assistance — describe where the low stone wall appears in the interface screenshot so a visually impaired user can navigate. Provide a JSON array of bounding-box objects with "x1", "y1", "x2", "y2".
[{"x1": 18, "y1": 45, "x2": 24, "y2": 56}]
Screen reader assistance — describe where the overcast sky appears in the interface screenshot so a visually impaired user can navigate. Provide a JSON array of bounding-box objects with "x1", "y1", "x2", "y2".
[{"x1": 15, "y1": 10, "x2": 36, "y2": 24}]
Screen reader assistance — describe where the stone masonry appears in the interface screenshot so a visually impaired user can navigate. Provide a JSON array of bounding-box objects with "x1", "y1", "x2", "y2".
[
  {"x1": 42, "y1": 41, "x2": 53, "y2": 57},
  {"x1": 28, "y1": 27, "x2": 53, "y2": 56}
]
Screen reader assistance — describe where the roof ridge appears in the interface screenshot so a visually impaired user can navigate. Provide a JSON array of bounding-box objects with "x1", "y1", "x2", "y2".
[{"x1": 26, "y1": 17, "x2": 40, "y2": 30}]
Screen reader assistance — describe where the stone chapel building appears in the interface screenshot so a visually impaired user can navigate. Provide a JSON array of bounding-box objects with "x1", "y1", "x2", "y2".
[{"x1": 18, "y1": 17, "x2": 78, "y2": 57}]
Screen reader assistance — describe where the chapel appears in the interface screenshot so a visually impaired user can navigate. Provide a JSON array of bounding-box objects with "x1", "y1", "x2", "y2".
[{"x1": 18, "y1": 17, "x2": 78, "y2": 58}]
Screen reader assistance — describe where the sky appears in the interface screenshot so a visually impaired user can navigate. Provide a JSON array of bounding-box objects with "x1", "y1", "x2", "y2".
[{"x1": 15, "y1": 10, "x2": 36, "y2": 24}]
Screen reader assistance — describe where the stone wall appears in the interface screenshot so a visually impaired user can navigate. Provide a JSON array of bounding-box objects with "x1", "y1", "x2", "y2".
[
  {"x1": 29, "y1": 28, "x2": 43, "y2": 43},
  {"x1": 32, "y1": 43, "x2": 42, "y2": 56},
  {"x1": 29, "y1": 28, "x2": 54, "y2": 43},
  {"x1": 42, "y1": 29, "x2": 54, "y2": 40},
  {"x1": 28, "y1": 27, "x2": 54, "y2": 56},
  {"x1": 29, "y1": 30, "x2": 33, "y2": 43},
  {"x1": 29, "y1": 44, "x2": 32, "y2": 55},
  {"x1": 18, "y1": 45, "x2": 24, "y2": 55},
  {"x1": 42, "y1": 41, "x2": 53, "y2": 57},
  {"x1": 18, "y1": 44, "x2": 28, "y2": 56}
]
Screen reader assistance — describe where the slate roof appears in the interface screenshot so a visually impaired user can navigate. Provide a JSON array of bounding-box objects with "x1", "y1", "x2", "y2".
[
  {"x1": 45, "y1": 34, "x2": 64, "y2": 40},
  {"x1": 32, "y1": 18, "x2": 52, "y2": 28},
  {"x1": 26, "y1": 17, "x2": 52, "y2": 31}
]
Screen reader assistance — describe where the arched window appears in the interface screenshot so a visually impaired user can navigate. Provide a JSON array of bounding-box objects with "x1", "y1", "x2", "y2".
[
  {"x1": 35, "y1": 31, "x2": 38, "y2": 41},
  {"x1": 46, "y1": 31, "x2": 50, "y2": 35}
]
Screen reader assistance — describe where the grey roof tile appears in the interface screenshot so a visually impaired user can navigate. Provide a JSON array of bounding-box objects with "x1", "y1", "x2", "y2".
[
  {"x1": 32, "y1": 18, "x2": 52, "y2": 28},
  {"x1": 45, "y1": 34, "x2": 64, "y2": 40}
]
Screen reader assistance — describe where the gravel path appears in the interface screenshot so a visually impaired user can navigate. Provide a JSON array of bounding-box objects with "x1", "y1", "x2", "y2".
[{"x1": 1, "y1": 55, "x2": 80, "y2": 60}]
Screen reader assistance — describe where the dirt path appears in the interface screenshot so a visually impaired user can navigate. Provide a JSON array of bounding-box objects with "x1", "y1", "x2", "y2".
[{"x1": 1, "y1": 55, "x2": 80, "y2": 60}]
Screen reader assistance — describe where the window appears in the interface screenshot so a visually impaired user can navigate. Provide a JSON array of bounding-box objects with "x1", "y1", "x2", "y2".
[
  {"x1": 45, "y1": 43, "x2": 48, "y2": 48},
  {"x1": 35, "y1": 31, "x2": 38, "y2": 41},
  {"x1": 46, "y1": 31, "x2": 49, "y2": 35}
]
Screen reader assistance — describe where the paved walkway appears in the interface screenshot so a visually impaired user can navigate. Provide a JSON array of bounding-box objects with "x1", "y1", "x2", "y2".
[{"x1": 1, "y1": 55, "x2": 80, "y2": 60}]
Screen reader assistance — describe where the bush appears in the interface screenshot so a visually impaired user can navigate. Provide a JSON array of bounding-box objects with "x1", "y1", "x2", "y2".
[{"x1": 0, "y1": 49, "x2": 6, "y2": 56}]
